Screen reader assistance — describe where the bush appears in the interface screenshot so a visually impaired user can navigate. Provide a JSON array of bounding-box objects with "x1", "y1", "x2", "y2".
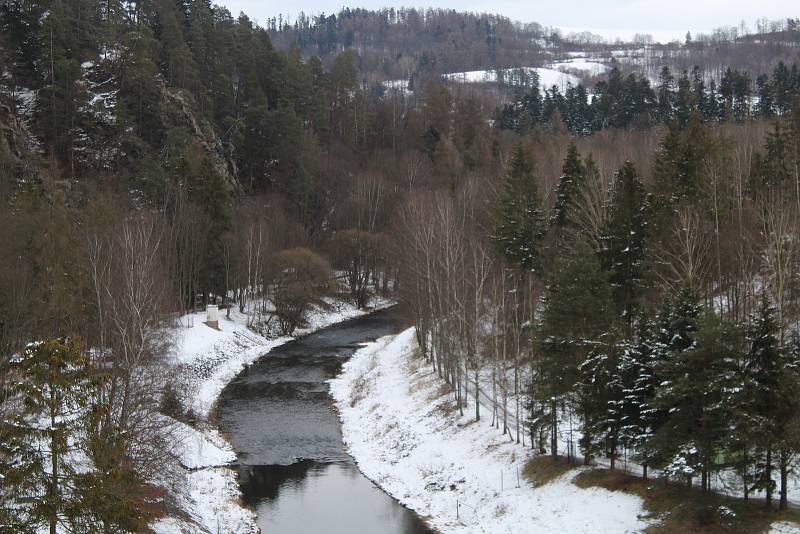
[
  {"x1": 271, "y1": 248, "x2": 333, "y2": 335},
  {"x1": 159, "y1": 383, "x2": 183, "y2": 420},
  {"x1": 328, "y1": 229, "x2": 385, "y2": 308}
]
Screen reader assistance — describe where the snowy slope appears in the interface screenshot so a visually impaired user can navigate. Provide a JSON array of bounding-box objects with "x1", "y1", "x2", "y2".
[{"x1": 330, "y1": 329, "x2": 652, "y2": 533}]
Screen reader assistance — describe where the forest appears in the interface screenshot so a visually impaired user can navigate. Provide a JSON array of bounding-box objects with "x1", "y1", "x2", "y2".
[{"x1": 2, "y1": 0, "x2": 800, "y2": 531}]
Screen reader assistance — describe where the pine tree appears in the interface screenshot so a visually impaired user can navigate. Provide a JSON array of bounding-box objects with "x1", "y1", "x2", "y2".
[
  {"x1": 776, "y1": 331, "x2": 800, "y2": 509},
  {"x1": 0, "y1": 338, "x2": 95, "y2": 534},
  {"x1": 537, "y1": 240, "x2": 614, "y2": 458},
  {"x1": 649, "y1": 311, "x2": 741, "y2": 491},
  {"x1": 493, "y1": 144, "x2": 546, "y2": 272},
  {"x1": 656, "y1": 66, "x2": 675, "y2": 123},
  {"x1": 550, "y1": 142, "x2": 584, "y2": 229},
  {"x1": 577, "y1": 329, "x2": 625, "y2": 468},
  {"x1": 638, "y1": 289, "x2": 701, "y2": 469},
  {"x1": 746, "y1": 294, "x2": 782, "y2": 506},
  {"x1": 619, "y1": 318, "x2": 658, "y2": 478},
  {"x1": 599, "y1": 161, "x2": 648, "y2": 328}
]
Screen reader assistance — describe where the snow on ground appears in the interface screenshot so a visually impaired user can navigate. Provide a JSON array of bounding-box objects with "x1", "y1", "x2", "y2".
[
  {"x1": 444, "y1": 67, "x2": 581, "y2": 90},
  {"x1": 152, "y1": 295, "x2": 391, "y2": 533},
  {"x1": 771, "y1": 522, "x2": 800, "y2": 533},
  {"x1": 172, "y1": 296, "x2": 387, "y2": 419},
  {"x1": 548, "y1": 58, "x2": 610, "y2": 76},
  {"x1": 330, "y1": 329, "x2": 652, "y2": 533}
]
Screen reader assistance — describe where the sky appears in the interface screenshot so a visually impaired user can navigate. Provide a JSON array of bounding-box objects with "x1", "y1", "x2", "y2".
[{"x1": 218, "y1": 0, "x2": 797, "y2": 43}]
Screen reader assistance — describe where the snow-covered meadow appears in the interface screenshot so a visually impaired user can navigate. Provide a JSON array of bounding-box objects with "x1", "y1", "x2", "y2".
[{"x1": 443, "y1": 66, "x2": 582, "y2": 90}]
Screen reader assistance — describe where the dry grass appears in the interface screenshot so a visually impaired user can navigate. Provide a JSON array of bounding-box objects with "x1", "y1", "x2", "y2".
[
  {"x1": 573, "y1": 468, "x2": 800, "y2": 533},
  {"x1": 522, "y1": 455, "x2": 579, "y2": 487},
  {"x1": 348, "y1": 375, "x2": 370, "y2": 407}
]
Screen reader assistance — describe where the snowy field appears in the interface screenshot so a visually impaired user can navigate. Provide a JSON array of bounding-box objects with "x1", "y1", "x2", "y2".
[
  {"x1": 151, "y1": 296, "x2": 389, "y2": 533},
  {"x1": 443, "y1": 67, "x2": 581, "y2": 90},
  {"x1": 330, "y1": 329, "x2": 652, "y2": 533},
  {"x1": 548, "y1": 57, "x2": 610, "y2": 76}
]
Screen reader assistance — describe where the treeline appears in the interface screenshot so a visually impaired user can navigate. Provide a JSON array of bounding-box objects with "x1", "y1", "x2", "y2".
[
  {"x1": 399, "y1": 101, "x2": 800, "y2": 510},
  {"x1": 268, "y1": 7, "x2": 549, "y2": 80},
  {"x1": 498, "y1": 61, "x2": 800, "y2": 135}
]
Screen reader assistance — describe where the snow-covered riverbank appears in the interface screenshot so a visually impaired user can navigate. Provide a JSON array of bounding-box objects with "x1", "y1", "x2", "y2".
[
  {"x1": 329, "y1": 329, "x2": 652, "y2": 534},
  {"x1": 151, "y1": 298, "x2": 387, "y2": 533}
]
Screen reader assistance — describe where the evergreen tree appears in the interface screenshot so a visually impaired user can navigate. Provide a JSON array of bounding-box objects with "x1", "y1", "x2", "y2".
[
  {"x1": 656, "y1": 66, "x2": 675, "y2": 123},
  {"x1": 493, "y1": 144, "x2": 546, "y2": 272},
  {"x1": 776, "y1": 331, "x2": 800, "y2": 509},
  {"x1": 619, "y1": 318, "x2": 658, "y2": 478},
  {"x1": 648, "y1": 311, "x2": 740, "y2": 491},
  {"x1": 751, "y1": 122, "x2": 792, "y2": 190},
  {"x1": 746, "y1": 294, "x2": 782, "y2": 506},
  {"x1": 550, "y1": 142, "x2": 584, "y2": 229},
  {"x1": 577, "y1": 329, "x2": 625, "y2": 468},
  {"x1": 674, "y1": 70, "x2": 693, "y2": 127},
  {"x1": 599, "y1": 161, "x2": 648, "y2": 328},
  {"x1": 537, "y1": 240, "x2": 614, "y2": 457},
  {"x1": 756, "y1": 74, "x2": 775, "y2": 118},
  {"x1": 638, "y1": 289, "x2": 701, "y2": 469},
  {"x1": 652, "y1": 116, "x2": 711, "y2": 206},
  {"x1": 0, "y1": 338, "x2": 95, "y2": 533}
]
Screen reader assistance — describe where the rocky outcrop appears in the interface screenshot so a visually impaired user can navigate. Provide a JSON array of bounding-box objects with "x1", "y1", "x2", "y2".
[{"x1": 161, "y1": 86, "x2": 243, "y2": 196}]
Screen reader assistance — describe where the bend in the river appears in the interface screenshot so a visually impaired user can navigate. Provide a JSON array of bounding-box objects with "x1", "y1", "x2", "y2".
[{"x1": 217, "y1": 307, "x2": 432, "y2": 534}]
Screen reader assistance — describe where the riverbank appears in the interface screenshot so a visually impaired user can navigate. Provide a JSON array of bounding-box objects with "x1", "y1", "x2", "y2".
[
  {"x1": 330, "y1": 328, "x2": 800, "y2": 533},
  {"x1": 151, "y1": 298, "x2": 388, "y2": 533},
  {"x1": 329, "y1": 328, "x2": 652, "y2": 533}
]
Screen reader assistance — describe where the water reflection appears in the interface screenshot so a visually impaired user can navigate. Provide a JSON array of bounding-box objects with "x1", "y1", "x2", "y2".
[
  {"x1": 218, "y1": 309, "x2": 431, "y2": 533},
  {"x1": 240, "y1": 461, "x2": 430, "y2": 534}
]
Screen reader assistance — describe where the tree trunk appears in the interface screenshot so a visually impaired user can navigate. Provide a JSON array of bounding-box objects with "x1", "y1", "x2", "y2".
[
  {"x1": 766, "y1": 446, "x2": 773, "y2": 507},
  {"x1": 551, "y1": 398, "x2": 558, "y2": 458},
  {"x1": 50, "y1": 401, "x2": 58, "y2": 534},
  {"x1": 474, "y1": 366, "x2": 480, "y2": 422},
  {"x1": 743, "y1": 447, "x2": 749, "y2": 501},
  {"x1": 780, "y1": 447, "x2": 788, "y2": 510}
]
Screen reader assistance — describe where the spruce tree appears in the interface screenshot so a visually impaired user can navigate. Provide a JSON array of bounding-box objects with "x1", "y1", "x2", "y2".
[
  {"x1": 577, "y1": 329, "x2": 625, "y2": 468},
  {"x1": 776, "y1": 331, "x2": 800, "y2": 509},
  {"x1": 619, "y1": 318, "x2": 658, "y2": 478},
  {"x1": 656, "y1": 66, "x2": 675, "y2": 123},
  {"x1": 649, "y1": 311, "x2": 739, "y2": 491},
  {"x1": 550, "y1": 142, "x2": 584, "y2": 229},
  {"x1": 746, "y1": 294, "x2": 782, "y2": 506},
  {"x1": 0, "y1": 338, "x2": 95, "y2": 534},
  {"x1": 599, "y1": 161, "x2": 648, "y2": 328},
  {"x1": 639, "y1": 289, "x2": 701, "y2": 470},
  {"x1": 537, "y1": 240, "x2": 614, "y2": 458},
  {"x1": 493, "y1": 144, "x2": 545, "y2": 273}
]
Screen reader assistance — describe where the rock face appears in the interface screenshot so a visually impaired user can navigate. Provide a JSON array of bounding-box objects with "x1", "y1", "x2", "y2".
[
  {"x1": 0, "y1": 97, "x2": 38, "y2": 188},
  {"x1": 0, "y1": 71, "x2": 242, "y2": 196},
  {"x1": 162, "y1": 86, "x2": 243, "y2": 195}
]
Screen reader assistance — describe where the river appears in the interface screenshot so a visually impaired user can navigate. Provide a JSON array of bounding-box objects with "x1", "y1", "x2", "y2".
[{"x1": 217, "y1": 307, "x2": 432, "y2": 534}]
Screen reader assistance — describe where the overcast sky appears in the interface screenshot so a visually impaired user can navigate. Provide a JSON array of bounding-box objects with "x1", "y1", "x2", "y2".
[{"x1": 219, "y1": 0, "x2": 797, "y2": 42}]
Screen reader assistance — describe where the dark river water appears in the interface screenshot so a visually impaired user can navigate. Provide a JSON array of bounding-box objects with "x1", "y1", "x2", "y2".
[{"x1": 217, "y1": 308, "x2": 432, "y2": 534}]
